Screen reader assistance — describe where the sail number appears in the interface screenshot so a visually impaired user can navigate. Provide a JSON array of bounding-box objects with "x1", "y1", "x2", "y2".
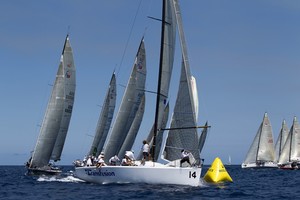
[{"x1": 189, "y1": 171, "x2": 197, "y2": 179}]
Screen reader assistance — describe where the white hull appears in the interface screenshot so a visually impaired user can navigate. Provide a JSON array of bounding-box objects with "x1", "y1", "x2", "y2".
[
  {"x1": 75, "y1": 161, "x2": 201, "y2": 186},
  {"x1": 241, "y1": 161, "x2": 277, "y2": 169}
]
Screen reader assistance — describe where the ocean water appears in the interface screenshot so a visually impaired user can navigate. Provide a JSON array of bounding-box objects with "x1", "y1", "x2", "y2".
[{"x1": 0, "y1": 165, "x2": 299, "y2": 199}]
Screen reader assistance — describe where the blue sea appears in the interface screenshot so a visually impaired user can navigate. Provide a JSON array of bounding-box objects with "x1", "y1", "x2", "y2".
[{"x1": 0, "y1": 165, "x2": 299, "y2": 199}]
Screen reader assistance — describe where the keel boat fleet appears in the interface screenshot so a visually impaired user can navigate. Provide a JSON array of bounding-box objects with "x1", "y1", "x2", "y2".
[
  {"x1": 242, "y1": 113, "x2": 300, "y2": 170},
  {"x1": 26, "y1": 0, "x2": 210, "y2": 186}
]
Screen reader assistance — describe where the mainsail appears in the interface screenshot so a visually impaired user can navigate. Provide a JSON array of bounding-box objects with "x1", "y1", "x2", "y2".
[
  {"x1": 104, "y1": 39, "x2": 146, "y2": 161},
  {"x1": 278, "y1": 116, "x2": 300, "y2": 165},
  {"x1": 274, "y1": 120, "x2": 289, "y2": 162},
  {"x1": 30, "y1": 35, "x2": 76, "y2": 168},
  {"x1": 89, "y1": 73, "x2": 116, "y2": 156},
  {"x1": 151, "y1": 0, "x2": 176, "y2": 161},
  {"x1": 118, "y1": 94, "x2": 145, "y2": 159},
  {"x1": 164, "y1": 0, "x2": 200, "y2": 162},
  {"x1": 243, "y1": 113, "x2": 275, "y2": 165}
]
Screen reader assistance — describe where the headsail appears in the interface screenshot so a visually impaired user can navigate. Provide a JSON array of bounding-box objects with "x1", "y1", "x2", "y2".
[
  {"x1": 104, "y1": 39, "x2": 146, "y2": 161},
  {"x1": 257, "y1": 113, "x2": 275, "y2": 162},
  {"x1": 164, "y1": 0, "x2": 200, "y2": 162},
  {"x1": 278, "y1": 116, "x2": 300, "y2": 164},
  {"x1": 30, "y1": 35, "x2": 76, "y2": 168},
  {"x1": 118, "y1": 94, "x2": 145, "y2": 159},
  {"x1": 89, "y1": 73, "x2": 116, "y2": 156},
  {"x1": 274, "y1": 120, "x2": 289, "y2": 162}
]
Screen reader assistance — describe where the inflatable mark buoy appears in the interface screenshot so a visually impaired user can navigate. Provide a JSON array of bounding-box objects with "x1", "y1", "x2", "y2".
[{"x1": 203, "y1": 157, "x2": 233, "y2": 183}]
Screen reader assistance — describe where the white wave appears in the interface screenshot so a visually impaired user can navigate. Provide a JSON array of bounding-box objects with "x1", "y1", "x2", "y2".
[{"x1": 37, "y1": 175, "x2": 85, "y2": 183}]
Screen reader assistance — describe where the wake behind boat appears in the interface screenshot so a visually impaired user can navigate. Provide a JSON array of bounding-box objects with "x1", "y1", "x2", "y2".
[{"x1": 26, "y1": 35, "x2": 76, "y2": 175}]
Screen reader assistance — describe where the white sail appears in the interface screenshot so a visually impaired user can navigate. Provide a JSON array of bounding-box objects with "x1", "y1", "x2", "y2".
[
  {"x1": 89, "y1": 73, "x2": 116, "y2": 156},
  {"x1": 104, "y1": 39, "x2": 146, "y2": 161},
  {"x1": 51, "y1": 37, "x2": 76, "y2": 161},
  {"x1": 289, "y1": 117, "x2": 300, "y2": 162},
  {"x1": 191, "y1": 76, "x2": 198, "y2": 121},
  {"x1": 30, "y1": 35, "x2": 75, "y2": 169},
  {"x1": 242, "y1": 113, "x2": 276, "y2": 168},
  {"x1": 164, "y1": 0, "x2": 199, "y2": 162},
  {"x1": 278, "y1": 117, "x2": 300, "y2": 165},
  {"x1": 118, "y1": 94, "x2": 145, "y2": 159},
  {"x1": 274, "y1": 120, "x2": 289, "y2": 162}
]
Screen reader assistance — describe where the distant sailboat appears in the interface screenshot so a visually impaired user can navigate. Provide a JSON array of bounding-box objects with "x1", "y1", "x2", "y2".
[
  {"x1": 26, "y1": 35, "x2": 76, "y2": 175},
  {"x1": 241, "y1": 113, "x2": 277, "y2": 168},
  {"x1": 274, "y1": 120, "x2": 289, "y2": 163},
  {"x1": 75, "y1": 0, "x2": 205, "y2": 186},
  {"x1": 227, "y1": 155, "x2": 232, "y2": 165},
  {"x1": 88, "y1": 73, "x2": 116, "y2": 157},
  {"x1": 278, "y1": 116, "x2": 300, "y2": 170}
]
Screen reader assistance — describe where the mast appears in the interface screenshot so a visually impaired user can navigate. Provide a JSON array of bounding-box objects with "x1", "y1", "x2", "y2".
[
  {"x1": 255, "y1": 123, "x2": 262, "y2": 162},
  {"x1": 288, "y1": 121, "x2": 294, "y2": 163},
  {"x1": 152, "y1": 0, "x2": 166, "y2": 161}
]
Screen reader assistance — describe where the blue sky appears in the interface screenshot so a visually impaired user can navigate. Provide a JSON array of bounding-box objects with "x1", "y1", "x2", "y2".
[{"x1": 1, "y1": 0, "x2": 300, "y2": 165}]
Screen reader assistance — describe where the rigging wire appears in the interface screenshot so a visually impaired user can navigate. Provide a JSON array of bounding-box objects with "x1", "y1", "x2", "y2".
[{"x1": 116, "y1": 0, "x2": 143, "y2": 77}]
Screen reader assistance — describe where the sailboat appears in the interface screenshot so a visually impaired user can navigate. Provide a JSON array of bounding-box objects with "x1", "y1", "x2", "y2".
[
  {"x1": 74, "y1": 73, "x2": 116, "y2": 168},
  {"x1": 26, "y1": 35, "x2": 76, "y2": 175},
  {"x1": 241, "y1": 112, "x2": 277, "y2": 168},
  {"x1": 103, "y1": 38, "x2": 146, "y2": 162},
  {"x1": 274, "y1": 120, "x2": 289, "y2": 163},
  {"x1": 88, "y1": 73, "x2": 117, "y2": 157},
  {"x1": 74, "y1": 0, "x2": 205, "y2": 186},
  {"x1": 278, "y1": 116, "x2": 300, "y2": 170},
  {"x1": 226, "y1": 155, "x2": 232, "y2": 166}
]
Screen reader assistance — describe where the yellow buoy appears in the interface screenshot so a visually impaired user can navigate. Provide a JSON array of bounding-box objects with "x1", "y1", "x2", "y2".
[{"x1": 203, "y1": 157, "x2": 233, "y2": 183}]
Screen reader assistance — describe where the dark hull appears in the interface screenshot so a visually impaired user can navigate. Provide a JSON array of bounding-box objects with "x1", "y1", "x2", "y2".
[
  {"x1": 27, "y1": 167, "x2": 62, "y2": 176},
  {"x1": 279, "y1": 165, "x2": 299, "y2": 170}
]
